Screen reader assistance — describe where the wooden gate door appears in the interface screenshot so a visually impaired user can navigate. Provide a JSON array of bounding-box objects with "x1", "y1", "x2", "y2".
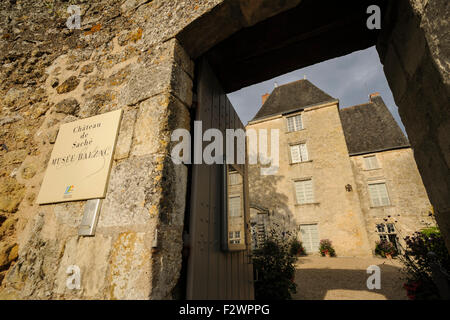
[{"x1": 186, "y1": 59, "x2": 254, "y2": 300}]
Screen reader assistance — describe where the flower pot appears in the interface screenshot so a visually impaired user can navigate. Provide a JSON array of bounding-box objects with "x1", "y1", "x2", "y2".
[
  {"x1": 385, "y1": 253, "x2": 392, "y2": 259},
  {"x1": 325, "y1": 252, "x2": 330, "y2": 257}
]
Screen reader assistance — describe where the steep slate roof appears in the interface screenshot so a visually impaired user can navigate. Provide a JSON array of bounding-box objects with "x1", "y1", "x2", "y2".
[
  {"x1": 340, "y1": 96, "x2": 410, "y2": 155},
  {"x1": 251, "y1": 79, "x2": 337, "y2": 121}
]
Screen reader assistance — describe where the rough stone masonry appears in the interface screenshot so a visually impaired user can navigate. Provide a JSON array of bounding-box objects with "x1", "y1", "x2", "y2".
[{"x1": 0, "y1": 0, "x2": 448, "y2": 299}]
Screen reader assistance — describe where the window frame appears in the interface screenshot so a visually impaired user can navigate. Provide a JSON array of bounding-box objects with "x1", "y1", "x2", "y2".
[
  {"x1": 368, "y1": 182, "x2": 391, "y2": 207},
  {"x1": 294, "y1": 178, "x2": 314, "y2": 204},
  {"x1": 290, "y1": 143, "x2": 309, "y2": 164},
  {"x1": 363, "y1": 155, "x2": 380, "y2": 170},
  {"x1": 286, "y1": 114, "x2": 303, "y2": 132},
  {"x1": 228, "y1": 195, "x2": 242, "y2": 217}
]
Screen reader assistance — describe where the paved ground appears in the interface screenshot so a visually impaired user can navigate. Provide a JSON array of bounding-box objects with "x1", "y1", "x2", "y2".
[{"x1": 292, "y1": 256, "x2": 408, "y2": 300}]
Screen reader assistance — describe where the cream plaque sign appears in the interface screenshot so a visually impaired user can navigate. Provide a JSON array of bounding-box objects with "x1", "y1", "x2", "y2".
[{"x1": 36, "y1": 109, "x2": 123, "y2": 204}]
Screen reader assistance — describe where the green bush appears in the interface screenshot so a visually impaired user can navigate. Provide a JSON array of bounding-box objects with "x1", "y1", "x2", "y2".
[
  {"x1": 420, "y1": 227, "x2": 440, "y2": 238},
  {"x1": 398, "y1": 227, "x2": 450, "y2": 300},
  {"x1": 319, "y1": 239, "x2": 336, "y2": 257},
  {"x1": 252, "y1": 230, "x2": 297, "y2": 300},
  {"x1": 289, "y1": 239, "x2": 306, "y2": 256}
]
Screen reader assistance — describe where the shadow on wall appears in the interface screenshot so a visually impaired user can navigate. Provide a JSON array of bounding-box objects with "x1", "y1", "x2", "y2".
[
  {"x1": 293, "y1": 262, "x2": 407, "y2": 300},
  {"x1": 248, "y1": 165, "x2": 295, "y2": 233}
]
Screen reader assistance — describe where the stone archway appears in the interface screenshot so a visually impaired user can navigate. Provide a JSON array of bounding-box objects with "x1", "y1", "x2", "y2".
[
  {"x1": 0, "y1": 0, "x2": 447, "y2": 301},
  {"x1": 177, "y1": 0, "x2": 450, "y2": 251}
]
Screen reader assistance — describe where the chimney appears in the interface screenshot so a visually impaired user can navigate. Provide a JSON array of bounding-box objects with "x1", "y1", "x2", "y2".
[
  {"x1": 369, "y1": 92, "x2": 380, "y2": 101},
  {"x1": 262, "y1": 93, "x2": 269, "y2": 105}
]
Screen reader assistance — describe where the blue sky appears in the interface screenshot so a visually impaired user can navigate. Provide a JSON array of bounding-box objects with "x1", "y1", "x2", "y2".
[{"x1": 227, "y1": 46, "x2": 406, "y2": 135}]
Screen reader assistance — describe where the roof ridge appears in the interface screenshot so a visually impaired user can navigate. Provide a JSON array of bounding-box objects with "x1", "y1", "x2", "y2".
[
  {"x1": 341, "y1": 101, "x2": 372, "y2": 110},
  {"x1": 252, "y1": 79, "x2": 335, "y2": 121}
]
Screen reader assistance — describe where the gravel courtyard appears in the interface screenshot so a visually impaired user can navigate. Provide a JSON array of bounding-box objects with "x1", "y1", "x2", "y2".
[{"x1": 292, "y1": 256, "x2": 408, "y2": 300}]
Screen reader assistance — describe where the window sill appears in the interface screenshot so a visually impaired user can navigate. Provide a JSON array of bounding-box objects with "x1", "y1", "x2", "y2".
[
  {"x1": 363, "y1": 168, "x2": 382, "y2": 171},
  {"x1": 285, "y1": 128, "x2": 306, "y2": 134},
  {"x1": 370, "y1": 205, "x2": 394, "y2": 209},
  {"x1": 295, "y1": 202, "x2": 320, "y2": 207},
  {"x1": 290, "y1": 160, "x2": 313, "y2": 165}
]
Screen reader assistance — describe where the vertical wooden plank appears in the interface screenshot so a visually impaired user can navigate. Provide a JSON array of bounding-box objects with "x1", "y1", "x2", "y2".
[
  {"x1": 186, "y1": 67, "x2": 205, "y2": 299},
  {"x1": 245, "y1": 147, "x2": 254, "y2": 300},
  {"x1": 225, "y1": 99, "x2": 233, "y2": 300},
  {"x1": 217, "y1": 93, "x2": 227, "y2": 300},
  {"x1": 207, "y1": 82, "x2": 219, "y2": 299},
  {"x1": 190, "y1": 60, "x2": 212, "y2": 299}
]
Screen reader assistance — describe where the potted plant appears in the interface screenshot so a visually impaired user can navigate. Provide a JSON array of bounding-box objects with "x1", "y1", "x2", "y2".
[
  {"x1": 319, "y1": 239, "x2": 336, "y2": 257},
  {"x1": 375, "y1": 240, "x2": 397, "y2": 258}
]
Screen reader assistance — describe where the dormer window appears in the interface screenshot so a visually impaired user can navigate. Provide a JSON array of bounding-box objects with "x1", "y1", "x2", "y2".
[{"x1": 287, "y1": 114, "x2": 303, "y2": 132}]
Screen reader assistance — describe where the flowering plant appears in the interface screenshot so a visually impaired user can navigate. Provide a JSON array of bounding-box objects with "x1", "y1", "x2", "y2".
[
  {"x1": 319, "y1": 239, "x2": 336, "y2": 257},
  {"x1": 375, "y1": 240, "x2": 397, "y2": 257},
  {"x1": 398, "y1": 228, "x2": 449, "y2": 300}
]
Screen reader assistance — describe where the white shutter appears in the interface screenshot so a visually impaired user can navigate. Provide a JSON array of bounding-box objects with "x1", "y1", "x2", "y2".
[
  {"x1": 299, "y1": 143, "x2": 308, "y2": 161},
  {"x1": 229, "y1": 196, "x2": 241, "y2": 216},
  {"x1": 294, "y1": 115, "x2": 303, "y2": 130},
  {"x1": 291, "y1": 143, "x2": 308, "y2": 163},
  {"x1": 379, "y1": 183, "x2": 390, "y2": 206},
  {"x1": 295, "y1": 181, "x2": 305, "y2": 204},
  {"x1": 287, "y1": 115, "x2": 303, "y2": 132},
  {"x1": 295, "y1": 180, "x2": 314, "y2": 204},
  {"x1": 287, "y1": 117, "x2": 295, "y2": 132},
  {"x1": 364, "y1": 156, "x2": 379, "y2": 169},
  {"x1": 290, "y1": 145, "x2": 301, "y2": 163},
  {"x1": 229, "y1": 173, "x2": 241, "y2": 185},
  {"x1": 300, "y1": 224, "x2": 319, "y2": 253},
  {"x1": 369, "y1": 183, "x2": 390, "y2": 207}
]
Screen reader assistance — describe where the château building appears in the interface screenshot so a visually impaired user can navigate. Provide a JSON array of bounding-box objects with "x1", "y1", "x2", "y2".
[{"x1": 247, "y1": 80, "x2": 435, "y2": 256}]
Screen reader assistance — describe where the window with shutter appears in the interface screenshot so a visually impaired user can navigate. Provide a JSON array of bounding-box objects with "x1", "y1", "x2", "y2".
[
  {"x1": 294, "y1": 179, "x2": 314, "y2": 204},
  {"x1": 300, "y1": 224, "x2": 319, "y2": 253},
  {"x1": 387, "y1": 223, "x2": 395, "y2": 233},
  {"x1": 229, "y1": 196, "x2": 241, "y2": 217},
  {"x1": 290, "y1": 144, "x2": 309, "y2": 163},
  {"x1": 364, "y1": 155, "x2": 379, "y2": 170},
  {"x1": 376, "y1": 224, "x2": 386, "y2": 232},
  {"x1": 287, "y1": 115, "x2": 303, "y2": 132},
  {"x1": 299, "y1": 143, "x2": 308, "y2": 161},
  {"x1": 290, "y1": 145, "x2": 300, "y2": 163},
  {"x1": 229, "y1": 172, "x2": 241, "y2": 185},
  {"x1": 368, "y1": 183, "x2": 390, "y2": 207}
]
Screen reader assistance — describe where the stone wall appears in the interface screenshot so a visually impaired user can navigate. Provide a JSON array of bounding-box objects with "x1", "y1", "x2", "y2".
[
  {"x1": 377, "y1": 0, "x2": 450, "y2": 250},
  {"x1": 0, "y1": 0, "x2": 221, "y2": 299},
  {"x1": 350, "y1": 148, "x2": 436, "y2": 251}
]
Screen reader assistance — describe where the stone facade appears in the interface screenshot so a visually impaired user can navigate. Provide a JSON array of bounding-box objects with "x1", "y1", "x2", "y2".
[
  {"x1": 247, "y1": 87, "x2": 435, "y2": 257},
  {"x1": 350, "y1": 148, "x2": 435, "y2": 250},
  {"x1": 247, "y1": 100, "x2": 373, "y2": 257}
]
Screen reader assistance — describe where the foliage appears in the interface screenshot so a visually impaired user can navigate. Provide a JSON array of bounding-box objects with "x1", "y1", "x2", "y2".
[
  {"x1": 374, "y1": 240, "x2": 398, "y2": 258},
  {"x1": 398, "y1": 228, "x2": 450, "y2": 300},
  {"x1": 289, "y1": 238, "x2": 306, "y2": 256},
  {"x1": 252, "y1": 228, "x2": 297, "y2": 300},
  {"x1": 420, "y1": 227, "x2": 440, "y2": 238},
  {"x1": 319, "y1": 239, "x2": 336, "y2": 257}
]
